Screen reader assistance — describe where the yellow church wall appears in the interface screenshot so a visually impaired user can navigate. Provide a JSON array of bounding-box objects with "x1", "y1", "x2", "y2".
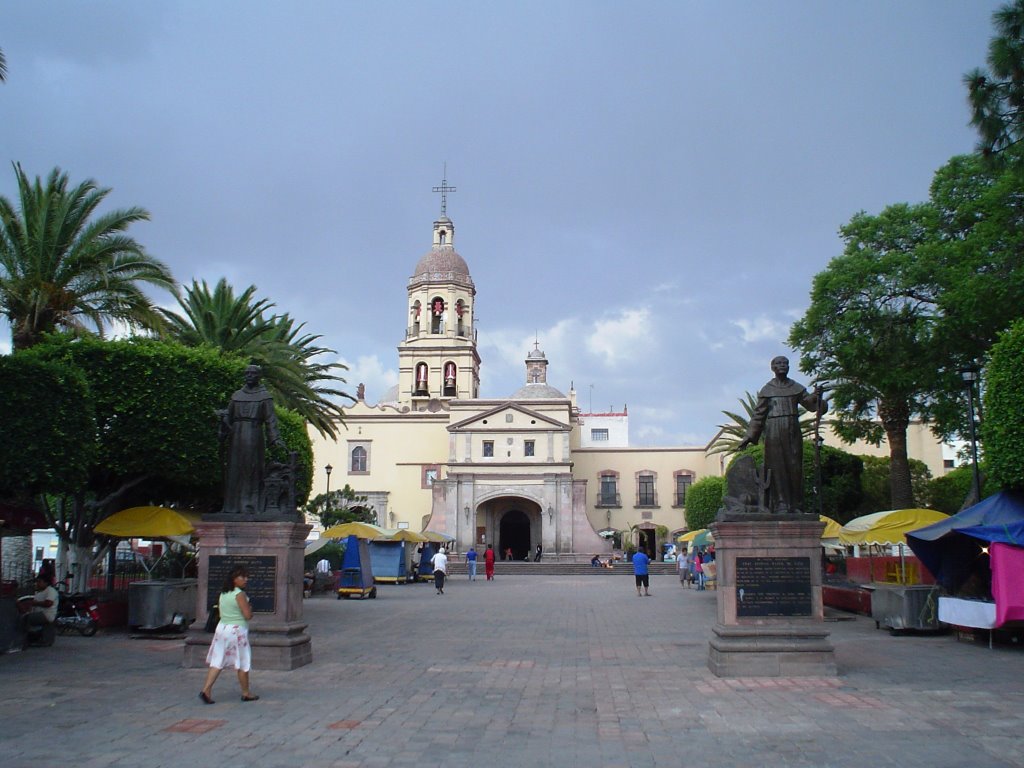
[{"x1": 309, "y1": 405, "x2": 450, "y2": 531}]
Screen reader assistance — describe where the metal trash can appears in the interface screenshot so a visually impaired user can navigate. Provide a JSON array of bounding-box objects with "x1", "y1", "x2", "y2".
[
  {"x1": 128, "y1": 579, "x2": 197, "y2": 629},
  {"x1": 868, "y1": 584, "x2": 942, "y2": 632}
]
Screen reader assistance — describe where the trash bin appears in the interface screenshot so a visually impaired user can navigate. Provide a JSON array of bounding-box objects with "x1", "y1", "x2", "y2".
[{"x1": 128, "y1": 579, "x2": 197, "y2": 629}]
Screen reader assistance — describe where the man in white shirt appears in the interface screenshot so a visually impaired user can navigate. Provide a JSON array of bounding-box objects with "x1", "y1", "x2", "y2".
[
  {"x1": 19, "y1": 576, "x2": 59, "y2": 638},
  {"x1": 430, "y1": 548, "x2": 448, "y2": 595}
]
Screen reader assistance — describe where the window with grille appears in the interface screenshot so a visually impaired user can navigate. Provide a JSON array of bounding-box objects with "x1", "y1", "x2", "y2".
[
  {"x1": 591, "y1": 428, "x2": 609, "y2": 441},
  {"x1": 524, "y1": 440, "x2": 535, "y2": 457},
  {"x1": 675, "y1": 474, "x2": 693, "y2": 506},
  {"x1": 483, "y1": 441, "x2": 494, "y2": 457},
  {"x1": 637, "y1": 474, "x2": 656, "y2": 506},
  {"x1": 599, "y1": 474, "x2": 618, "y2": 505}
]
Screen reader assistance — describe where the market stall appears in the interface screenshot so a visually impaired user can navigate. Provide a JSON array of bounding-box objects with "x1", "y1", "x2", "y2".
[
  {"x1": 907, "y1": 491, "x2": 1024, "y2": 645},
  {"x1": 839, "y1": 508, "x2": 949, "y2": 632}
]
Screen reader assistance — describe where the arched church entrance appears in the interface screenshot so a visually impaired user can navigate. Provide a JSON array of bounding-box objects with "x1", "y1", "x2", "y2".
[{"x1": 498, "y1": 509, "x2": 531, "y2": 561}]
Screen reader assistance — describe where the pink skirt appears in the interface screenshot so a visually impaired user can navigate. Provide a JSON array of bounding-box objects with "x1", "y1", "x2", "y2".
[{"x1": 206, "y1": 623, "x2": 251, "y2": 672}]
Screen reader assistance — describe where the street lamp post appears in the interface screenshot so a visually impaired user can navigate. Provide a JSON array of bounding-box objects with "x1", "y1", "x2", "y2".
[
  {"x1": 960, "y1": 367, "x2": 982, "y2": 502},
  {"x1": 325, "y1": 464, "x2": 333, "y2": 515}
]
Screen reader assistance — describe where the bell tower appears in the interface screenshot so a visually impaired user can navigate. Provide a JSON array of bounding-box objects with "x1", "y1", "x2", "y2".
[{"x1": 396, "y1": 175, "x2": 480, "y2": 407}]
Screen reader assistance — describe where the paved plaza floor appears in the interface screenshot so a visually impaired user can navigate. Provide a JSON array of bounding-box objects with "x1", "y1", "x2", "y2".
[{"x1": 2, "y1": 574, "x2": 1023, "y2": 768}]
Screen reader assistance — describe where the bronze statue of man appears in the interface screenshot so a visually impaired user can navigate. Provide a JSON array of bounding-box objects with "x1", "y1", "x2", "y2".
[
  {"x1": 220, "y1": 365, "x2": 286, "y2": 515},
  {"x1": 737, "y1": 356, "x2": 826, "y2": 515}
]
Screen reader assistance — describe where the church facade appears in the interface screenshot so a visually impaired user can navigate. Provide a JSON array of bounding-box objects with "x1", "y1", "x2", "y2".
[{"x1": 310, "y1": 209, "x2": 956, "y2": 558}]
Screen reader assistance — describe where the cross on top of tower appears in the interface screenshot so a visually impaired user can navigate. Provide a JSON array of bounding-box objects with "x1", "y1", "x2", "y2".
[{"x1": 432, "y1": 164, "x2": 456, "y2": 217}]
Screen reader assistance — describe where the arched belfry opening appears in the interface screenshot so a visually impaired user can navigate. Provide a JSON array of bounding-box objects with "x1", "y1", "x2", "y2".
[
  {"x1": 499, "y1": 509, "x2": 531, "y2": 561},
  {"x1": 430, "y1": 296, "x2": 445, "y2": 334},
  {"x1": 443, "y1": 361, "x2": 457, "y2": 397}
]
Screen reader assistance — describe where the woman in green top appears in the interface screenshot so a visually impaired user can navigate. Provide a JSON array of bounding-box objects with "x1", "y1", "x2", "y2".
[{"x1": 199, "y1": 566, "x2": 258, "y2": 703}]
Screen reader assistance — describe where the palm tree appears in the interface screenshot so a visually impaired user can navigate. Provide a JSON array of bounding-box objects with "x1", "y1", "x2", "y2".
[
  {"x1": 709, "y1": 392, "x2": 818, "y2": 455},
  {"x1": 160, "y1": 278, "x2": 352, "y2": 438},
  {"x1": 0, "y1": 163, "x2": 176, "y2": 350},
  {"x1": 0, "y1": 48, "x2": 7, "y2": 82}
]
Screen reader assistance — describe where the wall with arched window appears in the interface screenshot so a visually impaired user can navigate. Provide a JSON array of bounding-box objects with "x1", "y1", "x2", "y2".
[{"x1": 348, "y1": 443, "x2": 369, "y2": 474}]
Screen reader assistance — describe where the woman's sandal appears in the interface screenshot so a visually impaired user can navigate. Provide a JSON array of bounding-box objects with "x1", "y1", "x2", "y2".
[
  {"x1": 241, "y1": 694, "x2": 260, "y2": 702},
  {"x1": 199, "y1": 691, "x2": 214, "y2": 705}
]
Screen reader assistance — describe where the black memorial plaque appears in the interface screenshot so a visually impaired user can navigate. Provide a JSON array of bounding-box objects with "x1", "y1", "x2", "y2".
[
  {"x1": 735, "y1": 556, "x2": 812, "y2": 617},
  {"x1": 208, "y1": 555, "x2": 276, "y2": 613}
]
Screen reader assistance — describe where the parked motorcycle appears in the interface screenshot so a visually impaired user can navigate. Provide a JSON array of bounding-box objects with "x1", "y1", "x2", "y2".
[{"x1": 55, "y1": 592, "x2": 100, "y2": 637}]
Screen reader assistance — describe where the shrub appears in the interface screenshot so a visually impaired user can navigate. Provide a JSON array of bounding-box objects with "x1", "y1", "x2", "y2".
[
  {"x1": 685, "y1": 476, "x2": 726, "y2": 531},
  {"x1": 985, "y1": 318, "x2": 1024, "y2": 490}
]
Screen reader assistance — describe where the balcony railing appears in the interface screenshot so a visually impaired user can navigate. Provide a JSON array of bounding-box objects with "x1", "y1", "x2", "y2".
[
  {"x1": 636, "y1": 491, "x2": 658, "y2": 507},
  {"x1": 595, "y1": 492, "x2": 621, "y2": 508}
]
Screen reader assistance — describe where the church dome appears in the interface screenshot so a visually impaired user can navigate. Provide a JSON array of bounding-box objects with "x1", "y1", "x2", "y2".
[
  {"x1": 510, "y1": 382, "x2": 566, "y2": 400},
  {"x1": 412, "y1": 246, "x2": 472, "y2": 281}
]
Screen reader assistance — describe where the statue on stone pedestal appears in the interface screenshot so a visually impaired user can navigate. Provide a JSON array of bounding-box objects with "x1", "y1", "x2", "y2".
[
  {"x1": 736, "y1": 356, "x2": 826, "y2": 515},
  {"x1": 219, "y1": 364, "x2": 289, "y2": 516}
]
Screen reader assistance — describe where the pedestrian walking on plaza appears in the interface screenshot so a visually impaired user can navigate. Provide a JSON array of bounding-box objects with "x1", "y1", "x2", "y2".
[
  {"x1": 466, "y1": 546, "x2": 478, "y2": 580},
  {"x1": 484, "y1": 543, "x2": 496, "y2": 580},
  {"x1": 200, "y1": 566, "x2": 258, "y2": 704},
  {"x1": 632, "y1": 548, "x2": 651, "y2": 597},
  {"x1": 504, "y1": 547, "x2": 513, "y2": 561},
  {"x1": 431, "y1": 547, "x2": 448, "y2": 594},
  {"x1": 534, "y1": 544, "x2": 542, "y2": 562},
  {"x1": 695, "y1": 550, "x2": 705, "y2": 590}
]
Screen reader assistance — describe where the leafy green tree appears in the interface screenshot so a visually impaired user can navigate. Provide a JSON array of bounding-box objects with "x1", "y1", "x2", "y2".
[
  {"x1": 984, "y1": 318, "x2": 1024, "y2": 489},
  {"x1": 0, "y1": 164, "x2": 175, "y2": 351},
  {"x1": 160, "y1": 278, "x2": 351, "y2": 438},
  {"x1": 22, "y1": 336, "x2": 312, "y2": 589},
  {"x1": 790, "y1": 204, "x2": 940, "y2": 510},
  {"x1": 928, "y1": 464, "x2": 984, "y2": 514},
  {"x1": 304, "y1": 484, "x2": 376, "y2": 529},
  {"x1": 0, "y1": 355, "x2": 94, "y2": 497},
  {"x1": 853, "y1": 455, "x2": 932, "y2": 516},
  {"x1": 684, "y1": 476, "x2": 725, "y2": 532},
  {"x1": 965, "y1": 0, "x2": 1024, "y2": 160},
  {"x1": 914, "y1": 151, "x2": 1024, "y2": 438}
]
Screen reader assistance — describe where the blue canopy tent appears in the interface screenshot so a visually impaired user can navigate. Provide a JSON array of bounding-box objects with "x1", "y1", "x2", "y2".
[{"x1": 906, "y1": 491, "x2": 1024, "y2": 592}]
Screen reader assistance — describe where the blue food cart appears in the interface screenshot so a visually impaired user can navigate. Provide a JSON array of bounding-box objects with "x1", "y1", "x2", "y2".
[
  {"x1": 336, "y1": 535, "x2": 377, "y2": 599},
  {"x1": 368, "y1": 540, "x2": 412, "y2": 583}
]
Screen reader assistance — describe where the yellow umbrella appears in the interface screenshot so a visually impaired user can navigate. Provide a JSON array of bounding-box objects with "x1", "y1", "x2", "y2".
[
  {"x1": 320, "y1": 521, "x2": 388, "y2": 540},
  {"x1": 95, "y1": 506, "x2": 200, "y2": 538},
  {"x1": 676, "y1": 528, "x2": 706, "y2": 543},
  {"x1": 819, "y1": 515, "x2": 842, "y2": 540},
  {"x1": 382, "y1": 528, "x2": 429, "y2": 543},
  {"x1": 838, "y1": 509, "x2": 949, "y2": 546}
]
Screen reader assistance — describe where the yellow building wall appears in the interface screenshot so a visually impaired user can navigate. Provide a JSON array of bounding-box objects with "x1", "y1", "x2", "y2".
[{"x1": 571, "y1": 446, "x2": 721, "y2": 536}]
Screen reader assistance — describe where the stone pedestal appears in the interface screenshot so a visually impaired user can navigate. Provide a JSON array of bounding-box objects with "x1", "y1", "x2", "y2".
[
  {"x1": 183, "y1": 520, "x2": 312, "y2": 671},
  {"x1": 707, "y1": 517, "x2": 836, "y2": 677}
]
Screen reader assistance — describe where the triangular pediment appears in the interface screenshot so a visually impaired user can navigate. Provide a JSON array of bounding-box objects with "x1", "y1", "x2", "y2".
[{"x1": 448, "y1": 402, "x2": 568, "y2": 432}]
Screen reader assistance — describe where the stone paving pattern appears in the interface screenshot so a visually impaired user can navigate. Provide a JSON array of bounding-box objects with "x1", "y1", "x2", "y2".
[{"x1": 2, "y1": 574, "x2": 1023, "y2": 767}]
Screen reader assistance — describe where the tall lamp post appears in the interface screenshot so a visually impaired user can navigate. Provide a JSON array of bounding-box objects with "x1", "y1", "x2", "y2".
[
  {"x1": 325, "y1": 464, "x2": 333, "y2": 517},
  {"x1": 960, "y1": 367, "x2": 982, "y2": 502}
]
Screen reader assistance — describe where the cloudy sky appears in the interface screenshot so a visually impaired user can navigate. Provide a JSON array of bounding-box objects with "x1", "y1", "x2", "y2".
[{"x1": 1, "y1": 1, "x2": 1003, "y2": 446}]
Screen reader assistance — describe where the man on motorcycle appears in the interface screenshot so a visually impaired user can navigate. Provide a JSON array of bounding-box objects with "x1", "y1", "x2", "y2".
[{"x1": 18, "y1": 575, "x2": 58, "y2": 639}]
